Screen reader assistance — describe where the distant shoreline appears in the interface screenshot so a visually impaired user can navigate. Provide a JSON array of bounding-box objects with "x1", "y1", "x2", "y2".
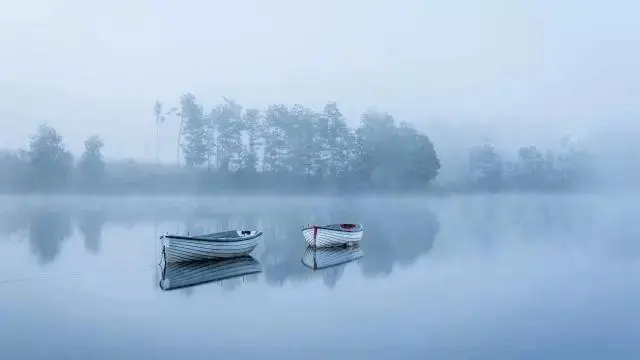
[{"x1": 0, "y1": 189, "x2": 616, "y2": 200}]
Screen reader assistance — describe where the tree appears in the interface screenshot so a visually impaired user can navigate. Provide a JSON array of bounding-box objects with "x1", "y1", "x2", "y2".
[
  {"x1": 468, "y1": 142, "x2": 503, "y2": 191},
  {"x1": 397, "y1": 123, "x2": 440, "y2": 188},
  {"x1": 0, "y1": 150, "x2": 29, "y2": 191},
  {"x1": 161, "y1": 95, "x2": 445, "y2": 193},
  {"x1": 160, "y1": 99, "x2": 182, "y2": 167},
  {"x1": 556, "y1": 136, "x2": 591, "y2": 189},
  {"x1": 153, "y1": 100, "x2": 164, "y2": 162},
  {"x1": 78, "y1": 135, "x2": 105, "y2": 190},
  {"x1": 513, "y1": 145, "x2": 554, "y2": 190},
  {"x1": 180, "y1": 93, "x2": 209, "y2": 167},
  {"x1": 262, "y1": 104, "x2": 289, "y2": 173},
  {"x1": 287, "y1": 104, "x2": 318, "y2": 177},
  {"x1": 349, "y1": 112, "x2": 440, "y2": 190},
  {"x1": 353, "y1": 111, "x2": 398, "y2": 189},
  {"x1": 212, "y1": 98, "x2": 244, "y2": 172},
  {"x1": 27, "y1": 125, "x2": 73, "y2": 191},
  {"x1": 320, "y1": 102, "x2": 353, "y2": 180},
  {"x1": 241, "y1": 108, "x2": 262, "y2": 172}
]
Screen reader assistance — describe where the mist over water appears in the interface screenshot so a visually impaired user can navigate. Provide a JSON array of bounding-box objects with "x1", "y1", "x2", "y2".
[
  {"x1": 1, "y1": 194, "x2": 639, "y2": 359},
  {"x1": 2, "y1": 0, "x2": 640, "y2": 358}
]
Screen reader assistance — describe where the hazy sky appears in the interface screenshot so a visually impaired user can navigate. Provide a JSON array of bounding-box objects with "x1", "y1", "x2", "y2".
[{"x1": 1, "y1": 0, "x2": 638, "y2": 161}]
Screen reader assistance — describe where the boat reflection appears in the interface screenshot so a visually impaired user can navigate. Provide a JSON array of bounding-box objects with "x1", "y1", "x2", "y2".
[
  {"x1": 159, "y1": 256, "x2": 263, "y2": 291},
  {"x1": 301, "y1": 246, "x2": 364, "y2": 270}
]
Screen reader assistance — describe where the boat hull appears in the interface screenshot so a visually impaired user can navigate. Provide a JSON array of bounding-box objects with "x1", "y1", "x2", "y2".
[
  {"x1": 301, "y1": 246, "x2": 364, "y2": 270},
  {"x1": 160, "y1": 256, "x2": 263, "y2": 291},
  {"x1": 302, "y1": 226, "x2": 363, "y2": 248},
  {"x1": 162, "y1": 235, "x2": 261, "y2": 263}
]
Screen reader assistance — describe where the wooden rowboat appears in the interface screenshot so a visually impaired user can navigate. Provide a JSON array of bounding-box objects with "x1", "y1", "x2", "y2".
[
  {"x1": 160, "y1": 230, "x2": 262, "y2": 264},
  {"x1": 301, "y1": 223, "x2": 364, "y2": 248}
]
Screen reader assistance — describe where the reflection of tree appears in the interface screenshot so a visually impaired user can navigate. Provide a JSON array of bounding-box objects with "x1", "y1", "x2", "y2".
[
  {"x1": 28, "y1": 208, "x2": 72, "y2": 265},
  {"x1": 358, "y1": 232, "x2": 393, "y2": 278},
  {"x1": 330, "y1": 205, "x2": 440, "y2": 279},
  {"x1": 0, "y1": 207, "x2": 28, "y2": 237},
  {"x1": 261, "y1": 210, "x2": 313, "y2": 287},
  {"x1": 221, "y1": 278, "x2": 243, "y2": 293},
  {"x1": 78, "y1": 210, "x2": 105, "y2": 254},
  {"x1": 607, "y1": 219, "x2": 640, "y2": 261},
  {"x1": 321, "y1": 266, "x2": 344, "y2": 289},
  {"x1": 499, "y1": 196, "x2": 577, "y2": 244},
  {"x1": 221, "y1": 273, "x2": 260, "y2": 292},
  {"x1": 181, "y1": 287, "x2": 194, "y2": 297}
]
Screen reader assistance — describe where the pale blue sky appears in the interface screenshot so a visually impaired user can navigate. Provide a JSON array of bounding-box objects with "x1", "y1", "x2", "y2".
[{"x1": 1, "y1": 0, "x2": 638, "y2": 162}]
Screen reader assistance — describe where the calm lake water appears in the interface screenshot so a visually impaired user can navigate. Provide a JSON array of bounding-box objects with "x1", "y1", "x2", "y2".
[{"x1": 1, "y1": 194, "x2": 639, "y2": 360}]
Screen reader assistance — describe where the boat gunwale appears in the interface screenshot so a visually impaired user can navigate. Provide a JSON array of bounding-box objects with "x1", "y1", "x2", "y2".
[
  {"x1": 301, "y1": 224, "x2": 364, "y2": 233},
  {"x1": 162, "y1": 231, "x2": 263, "y2": 243}
]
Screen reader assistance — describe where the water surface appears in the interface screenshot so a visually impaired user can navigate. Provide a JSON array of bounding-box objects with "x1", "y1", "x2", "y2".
[{"x1": 0, "y1": 195, "x2": 639, "y2": 359}]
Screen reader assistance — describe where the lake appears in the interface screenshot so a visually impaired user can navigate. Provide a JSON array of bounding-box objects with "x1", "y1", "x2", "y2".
[{"x1": 0, "y1": 194, "x2": 639, "y2": 360}]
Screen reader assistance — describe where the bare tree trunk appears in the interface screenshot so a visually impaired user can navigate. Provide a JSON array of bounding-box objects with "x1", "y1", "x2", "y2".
[
  {"x1": 155, "y1": 123, "x2": 159, "y2": 163},
  {"x1": 153, "y1": 100, "x2": 163, "y2": 164},
  {"x1": 176, "y1": 114, "x2": 184, "y2": 168}
]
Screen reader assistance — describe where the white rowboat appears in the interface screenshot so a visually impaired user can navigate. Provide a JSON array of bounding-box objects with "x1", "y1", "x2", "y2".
[
  {"x1": 159, "y1": 256, "x2": 263, "y2": 291},
  {"x1": 301, "y1": 246, "x2": 364, "y2": 270},
  {"x1": 301, "y1": 223, "x2": 364, "y2": 248},
  {"x1": 160, "y1": 230, "x2": 263, "y2": 264}
]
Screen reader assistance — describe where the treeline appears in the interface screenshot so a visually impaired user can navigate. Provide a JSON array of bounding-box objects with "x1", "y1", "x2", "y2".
[
  {"x1": 0, "y1": 94, "x2": 591, "y2": 194},
  {"x1": 461, "y1": 137, "x2": 592, "y2": 192},
  {"x1": 155, "y1": 94, "x2": 441, "y2": 192},
  {"x1": 0, "y1": 127, "x2": 107, "y2": 193}
]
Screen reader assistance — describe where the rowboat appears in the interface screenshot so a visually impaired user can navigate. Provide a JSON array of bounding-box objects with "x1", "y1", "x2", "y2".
[
  {"x1": 301, "y1": 223, "x2": 364, "y2": 248},
  {"x1": 301, "y1": 246, "x2": 364, "y2": 270},
  {"x1": 160, "y1": 230, "x2": 263, "y2": 263},
  {"x1": 159, "y1": 256, "x2": 263, "y2": 291}
]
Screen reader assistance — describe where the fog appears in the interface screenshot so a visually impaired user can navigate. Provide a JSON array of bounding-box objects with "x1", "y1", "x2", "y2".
[
  {"x1": 4, "y1": 3, "x2": 640, "y2": 356},
  {"x1": 1, "y1": 0, "x2": 639, "y2": 173}
]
